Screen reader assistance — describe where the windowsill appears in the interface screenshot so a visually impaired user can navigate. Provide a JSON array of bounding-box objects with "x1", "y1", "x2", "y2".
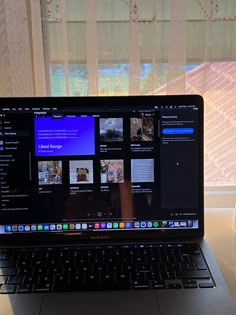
[{"x1": 204, "y1": 186, "x2": 236, "y2": 208}]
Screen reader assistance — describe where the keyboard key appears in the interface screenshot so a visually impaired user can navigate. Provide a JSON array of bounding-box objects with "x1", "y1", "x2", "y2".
[
  {"x1": 193, "y1": 256, "x2": 208, "y2": 270},
  {"x1": 152, "y1": 280, "x2": 165, "y2": 289},
  {"x1": 18, "y1": 267, "x2": 32, "y2": 276},
  {"x1": 0, "y1": 261, "x2": 13, "y2": 268},
  {"x1": 0, "y1": 268, "x2": 16, "y2": 276},
  {"x1": 54, "y1": 275, "x2": 70, "y2": 292},
  {"x1": 0, "y1": 252, "x2": 10, "y2": 260},
  {"x1": 71, "y1": 275, "x2": 83, "y2": 291},
  {"x1": 199, "y1": 283, "x2": 215, "y2": 288},
  {"x1": 7, "y1": 275, "x2": 22, "y2": 285},
  {"x1": 24, "y1": 276, "x2": 35, "y2": 284},
  {"x1": 182, "y1": 263, "x2": 196, "y2": 271},
  {"x1": 161, "y1": 271, "x2": 176, "y2": 280},
  {"x1": 177, "y1": 270, "x2": 211, "y2": 280},
  {"x1": 0, "y1": 275, "x2": 7, "y2": 284},
  {"x1": 34, "y1": 283, "x2": 51, "y2": 293},
  {"x1": 18, "y1": 283, "x2": 32, "y2": 294},
  {"x1": 133, "y1": 280, "x2": 150, "y2": 289},
  {"x1": 183, "y1": 282, "x2": 198, "y2": 289}
]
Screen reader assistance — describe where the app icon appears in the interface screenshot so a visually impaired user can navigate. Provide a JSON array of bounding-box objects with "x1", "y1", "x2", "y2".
[
  {"x1": 162, "y1": 221, "x2": 168, "y2": 226},
  {"x1": 107, "y1": 222, "x2": 112, "y2": 229},
  {"x1": 56, "y1": 224, "x2": 62, "y2": 230},
  {"x1": 134, "y1": 222, "x2": 140, "y2": 228},
  {"x1": 82, "y1": 223, "x2": 87, "y2": 230},
  {"x1": 63, "y1": 224, "x2": 69, "y2": 230},
  {"x1": 4, "y1": 225, "x2": 11, "y2": 232},
  {"x1": 50, "y1": 224, "x2": 56, "y2": 231},
  {"x1": 125, "y1": 222, "x2": 131, "y2": 229},
  {"x1": 94, "y1": 223, "x2": 100, "y2": 229},
  {"x1": 153, "y1": 221, "x2": 159, "y2": 228},
  {"x1": 12, "y1": 225, "x2": 17, "y2": 232},
  {"x1": 25, "y1": 225, "x2": 30, "y2": 232},
  {"x1": 31, "y1": 225, "x2": 37, "y2": 231},
  {"x1": 37, "y1": 225, "x2": 43, "y2": 231},
  {"x1": 100, "y1": 223, "x2": 106, "y2": 229},
  {"x1": 69, "y1": 224, "x2": 75, "y2": 230},
  {"x1": 43, "y1": 224, "x2": 50, "y2": 231},
  {"x1": 187, "y1": 220, "x2": 193, "y2": 227},
  {"x1": 18, "y1": 225, "x2": 25, "y2": 232},
  {"x1": 113, "y1": 222, "x2": 119, "y2": 229},
  {"x1": 147, "y1": 221, "x2": 152, "y2": 228},
  {"x1": 75, "y1": 223, "x2": 81, "y2": 230},
  {"x1": 180, "y1": 221, "x2": 187, "y2": 227},
  {"x1": 141, "y1": 221, "x2": 146, "y2": 228},
  {"x1": 119, "y1": 222, "x2": 125, "y2": 229}
]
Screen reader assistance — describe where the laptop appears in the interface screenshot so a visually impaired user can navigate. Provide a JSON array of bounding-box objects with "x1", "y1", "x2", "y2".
[{"x1": 0, "y1": 95, "x2": 235, "y2": 315}]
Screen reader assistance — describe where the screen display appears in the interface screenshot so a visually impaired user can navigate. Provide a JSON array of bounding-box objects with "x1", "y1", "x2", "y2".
[{"x1": 0, "y1": 97, "x2": 202, "y2": 235}]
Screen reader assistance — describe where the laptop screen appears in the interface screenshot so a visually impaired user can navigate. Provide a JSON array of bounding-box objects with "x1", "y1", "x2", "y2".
[{"x1": 0, "y1": 96, "x2": 203, "y2": 237}]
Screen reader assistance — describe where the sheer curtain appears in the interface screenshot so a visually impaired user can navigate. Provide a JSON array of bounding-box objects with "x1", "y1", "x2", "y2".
[
  {"x1": 0, "y1": 0, "x2": 236, "y2": 187},
  {"x1": 0, "y1": 0, "x2": 46, "y2": 96}
]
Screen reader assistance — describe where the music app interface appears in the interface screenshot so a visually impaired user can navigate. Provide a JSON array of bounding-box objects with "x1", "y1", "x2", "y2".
[{"x1": 0, "y1": 103, "x2": 200, "y2": 232}]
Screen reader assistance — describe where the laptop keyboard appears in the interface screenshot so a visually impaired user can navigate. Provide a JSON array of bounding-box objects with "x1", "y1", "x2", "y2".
[{"x1": 0, "y1": 243, "x2": 215, "y2": 294}]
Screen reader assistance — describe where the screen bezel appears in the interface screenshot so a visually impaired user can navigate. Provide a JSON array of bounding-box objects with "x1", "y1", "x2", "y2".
[{"x1": 0, "y1": 95, "x2": 204, "y2": 243}]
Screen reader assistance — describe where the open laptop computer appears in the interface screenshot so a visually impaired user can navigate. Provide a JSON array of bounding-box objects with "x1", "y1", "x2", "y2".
[{"x1": 0, "y1": 95, "x2": 235, "y2": 315}]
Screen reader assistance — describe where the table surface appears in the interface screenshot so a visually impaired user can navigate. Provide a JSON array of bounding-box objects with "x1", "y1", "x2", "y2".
[{"x1": 205, "y1": 208, "x2": 236, "y2": 302}]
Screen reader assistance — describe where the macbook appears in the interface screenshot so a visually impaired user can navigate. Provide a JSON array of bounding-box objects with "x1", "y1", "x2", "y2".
[{"x1": 0, "y1": 95, "x2": 235, "y2": 315}]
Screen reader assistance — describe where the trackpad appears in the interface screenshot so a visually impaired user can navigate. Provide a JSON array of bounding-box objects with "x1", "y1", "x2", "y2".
[{"x1": 41, "y1": 291, "x2": 160, "y2": 315}]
